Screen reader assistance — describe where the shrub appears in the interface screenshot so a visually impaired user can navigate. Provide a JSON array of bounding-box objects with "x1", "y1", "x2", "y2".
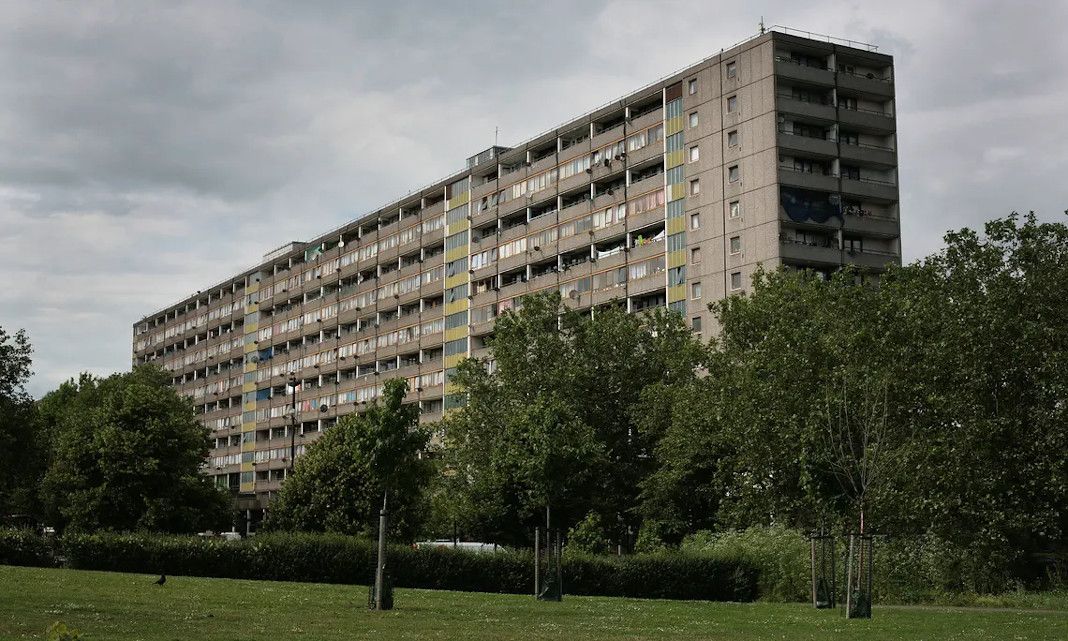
[
  {"x1": 683, "y1": 526, "x2": 810, "y2": 602},
  {"x1": 56, "y1": 531, "x2": 757, "y2": 601},
  {"x1": 567, "y1": 513, "x2": 612, "y2": 555},
  {"x1": 0, "y1": 528, "x2": 55, "y2": 567},
  {"x1": 46, "y1": 622, "x2": 82, "y2": 641}
]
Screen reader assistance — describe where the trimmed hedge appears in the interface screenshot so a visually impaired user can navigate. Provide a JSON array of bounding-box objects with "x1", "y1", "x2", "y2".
[
  {"x1": 49, "y1": 531, "x2": 757, "y2": 601},
  {"x1": 0, "y1": 528, "x2": 56, "y2": 567}
]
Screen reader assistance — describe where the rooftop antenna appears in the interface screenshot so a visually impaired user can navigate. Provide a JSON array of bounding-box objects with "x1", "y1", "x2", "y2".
[
  {"x1": 759, "y1": 17, "x2": 766, "y2": 34},
  {"x1": 495, "y1": 126, "x2": 499, "y2": 147}
]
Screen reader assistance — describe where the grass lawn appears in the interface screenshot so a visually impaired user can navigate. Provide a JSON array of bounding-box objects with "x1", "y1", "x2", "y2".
[{"x1": 1, "y1": 565, "x2": 1065, "y2": 641}]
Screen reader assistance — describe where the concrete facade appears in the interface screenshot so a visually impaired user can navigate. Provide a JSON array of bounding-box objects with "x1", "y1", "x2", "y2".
[{"x1": 131, "y1": 30, "x2": 900, "y2": 514}]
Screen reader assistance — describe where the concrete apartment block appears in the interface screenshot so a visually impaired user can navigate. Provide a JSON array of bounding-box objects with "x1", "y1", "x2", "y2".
[{"x1": 131, "y1": 29, "x2": 900, "y2": 520}]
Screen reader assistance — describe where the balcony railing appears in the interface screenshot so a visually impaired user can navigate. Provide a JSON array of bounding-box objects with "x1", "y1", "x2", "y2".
[
  {"x1": 839, "y1": 68, "x2": 893, "y2": 83},
  {"x1": 779, "y1": 129, "x2": 830, "y2": 141},
  {"x1": 839, "y1": 103, "x2": 892, "y2": 116},
  {"x1": 842, "y1": 140, "x2": 895, "y2": 151},
  {"x1": 774, "y1": 55, "x2": 831, "y2": 71},
  {"x1": 777, "y1": 91, "x2": 832, "y2": 105},
  {"x1": 841, "y1": 174, "x2": 897, "y2": 186}
]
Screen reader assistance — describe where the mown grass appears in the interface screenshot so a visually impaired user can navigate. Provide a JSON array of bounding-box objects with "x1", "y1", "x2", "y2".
[{"x1": 1, "y1": 565, "x2": 1065, "y2": 641}]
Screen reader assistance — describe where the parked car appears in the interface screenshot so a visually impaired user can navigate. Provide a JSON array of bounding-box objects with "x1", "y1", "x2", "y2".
[{"x1": 414, "y1": 540, "x2": 507, "y2": 554}]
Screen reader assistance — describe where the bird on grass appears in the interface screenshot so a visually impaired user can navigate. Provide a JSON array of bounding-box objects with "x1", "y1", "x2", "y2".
[{"x1": 154, "y1": 574, "x2": 166, "y2": 586}]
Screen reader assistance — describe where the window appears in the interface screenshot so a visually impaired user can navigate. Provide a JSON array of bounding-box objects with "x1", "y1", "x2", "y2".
[
  {"x1": 689, "y1": 145, "x2": 700, "y2": 162},
  {"x1": 730, "y1": 271, "x2": 743, "y2": 291},
  {"x1": 728, "y1": 165, "x2": 740, "y2": 183},
  {"x1": 727, "y1": 130, "x2": 739, "y2": 147},
  {"x1": 688, "y1": 79, "x2": 697, "y2": 95},
  {"x1": 726, "y1": 61, "x2": 737, "y2": 78},
  {"x1": 688, "y1": 111, "x2": 698, "y2": 128},
  {"x1": 840, "y1": 130, "x2": 859, "y2": 146},
  {"x1": 688, "y1": 179, "x2": 700, "y2": 196},
  {"x1": 729, "y1": 200, "x2": 741, "y2": 218},
  {"x1": 841, "y1": 164, "x2": 861, "y2": 180},
  {"x1": 690, "y1": 213, "x2": 700, "y2": 230},
  {"x1": 690, "y1": 247, "x2": 702, "y2": 264},
  {"x1": 727, "y1": 95, "x2": 738, "y2": 113},
  {"x1": 838, "y1": 96, "x2": 858, "y2": 110},
  {"x1": 691, "y1": 282, "x2": 702, "y2": 300},
  {"x1": 691, "y1": 316, "x2": 703, "y2": 333},
  {"x1": 730, "y1": 236, "x2": 742, "y2": 254}
]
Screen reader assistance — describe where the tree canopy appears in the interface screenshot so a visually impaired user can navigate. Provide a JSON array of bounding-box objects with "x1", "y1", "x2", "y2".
[
  {"x1": 0, "y1": 326, "x2": 44, "y2": 517},
  {"x1": 643, "y1": 213, "x2": 1067, "y2": 567},
  {"x1": 40, "y1": 365, "x2": 230, "y2": 533},
  {"x1": 267, "y1": 378, "x2": 432, "y2": 541},
  {"x1": 438, "y1": 293, "x2": 707, "y2": 546}
]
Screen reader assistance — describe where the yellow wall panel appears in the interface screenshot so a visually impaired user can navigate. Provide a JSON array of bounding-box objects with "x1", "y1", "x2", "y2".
[
  {"x1": 447, "y1": 191, "x2": 471, "y2": 209},
  {"x1": 445, "y1": 246, "x2": 468, "y2": 262},
  {"x1": 444, "y1": 299, "x2": 469, "y2": 316},
  {"x1": 668, "y1": 250, "x2": 687, "y2": 269},
  {"x1": 444, "y1": 326, "x2": 468, "y2": 342}
]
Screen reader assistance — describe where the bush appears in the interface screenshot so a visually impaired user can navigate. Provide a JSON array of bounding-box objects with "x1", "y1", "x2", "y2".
[
  {"x1": 567, "y1": 513, "x2": 612, "y2": 555},
  {"x1": 682, "y1": 526, "x2": 1067, "y2": 604},
  {"x1": 0, "y1": 528, "x2": 55, "y2": 567},
  {"x1": 683, "y1": 526, "x2": 810, "y2": 602},
  {"x1": 55, "y1": 531, "x2": 757, "y2": 601}
]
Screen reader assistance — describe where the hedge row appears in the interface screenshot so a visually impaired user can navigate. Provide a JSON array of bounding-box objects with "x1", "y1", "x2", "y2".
[
  {"x1": 4, "y1": 530, "x2": 757, "y2": 602},
  {"x1": 0, "y1": 528, "x2": 56, "y2": 567}
]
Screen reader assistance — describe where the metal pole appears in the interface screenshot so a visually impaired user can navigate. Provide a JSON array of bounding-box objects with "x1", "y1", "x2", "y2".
[
  {"x1": 375, "y1": 490, "x2": 388, "y2": 610},
  {"x1": 534, "y1": 527, "x2": 541, "y2": 596},
  {"x1": 846, "y1": 535, "x2": 855, "y2": 617},
  {"x1": 810, "y1": 535, "x2": 818, "y2": 607}
]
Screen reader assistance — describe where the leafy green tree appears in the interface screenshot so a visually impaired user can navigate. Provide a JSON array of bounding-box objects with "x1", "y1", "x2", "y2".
[
  {"x1": 644, "y1": 212, "x2": 1067, "y2": 575},
  {"x1": 440, "y1": 292, "x2": 706, "y2": 546},
  {"x1": 267, "y1": 378, "x2": 432, "y2": 541},
  {"x1": 0, "y1": 326, "x2": 44, "y2": 517},
  {"x1": 40, "y1": 365, "x2": 230, "y2": 533}
]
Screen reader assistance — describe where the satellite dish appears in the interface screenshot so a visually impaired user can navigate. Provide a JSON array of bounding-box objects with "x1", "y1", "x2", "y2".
[
  {"x1": 319, "y1": 404, "x2": 329, "y2": 413},
  {"x1": 568, "y1": 290, "x2": 580, "y2": 300}
]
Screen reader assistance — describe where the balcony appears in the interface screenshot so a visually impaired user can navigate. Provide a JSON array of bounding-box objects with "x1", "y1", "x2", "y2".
[
  {"x1": 591, "y1": 120, "x2": 626, "y2": 149},
  {"x1": 777, "y1": 131, "x2": 837, "y2": 158},
  {"x1": 775, "y1": 94, "x2": 836, "y2": 121},
  {"x1": 628, "y1": 273, "x2": 665, "y2": 297},
  {"x1": 840, "y1": 176, "x2": 898, "y2": 202},
  {"x1": 629, "y1": 172, "x2": 665, "y2": 197},
  {"x1": 779, "y1": 238, "x2": 842, "y2": 266},
  {"x1": 471, "y1": 176, "x2": 498, "y2": 201},
  {"x1": 838, "y1": 106, "x2": 895, "y2": 133},
  {"x1": 845, "y1": 247, "x2": 900, "y2": 270},
  {"x1": 778, "y1": 167, "x2": 838, "y2": 192},
  {"x1": 558, "y1": 170, "x2": 591, "y2": 194},
  {"x1": 774, "y1": 57, "x2": 834, "y2": 85},
  {"x1": 838, "y1": 141, "x2": 896, "y2": 167},
  {"x1": 558, "y1": 136, "x2": 591, "y2": 164},
  {"x1": 837, "y1": 70, "x2": 894, "y2": 98}
]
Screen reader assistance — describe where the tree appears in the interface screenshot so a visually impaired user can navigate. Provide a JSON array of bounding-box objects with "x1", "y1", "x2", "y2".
[
  {"x1": 0, "y1": 326, "x2": 44, "y2": 517},
  {"x1": 267, "y1": 378, "x2": 432, "y2": 541},
  {"x1": 40, "y1": 365, "x2": 230, "y2": 533},
  {"x1": 644, "y1": 212, "x2": 1067, "y2": 583},
  {"x1": 440, "y1": 292, "x2": 706, "y2": 546}
]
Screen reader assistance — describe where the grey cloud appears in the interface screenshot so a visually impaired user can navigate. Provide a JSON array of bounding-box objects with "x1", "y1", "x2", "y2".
[{"x1": 0, "y1": 0, "x2": 1065, "y2": 396}]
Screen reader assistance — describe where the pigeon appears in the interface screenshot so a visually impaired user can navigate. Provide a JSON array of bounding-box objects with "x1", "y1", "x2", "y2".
[{"x1": 154, "y1": 574, "x2": 166, "y2": 586}]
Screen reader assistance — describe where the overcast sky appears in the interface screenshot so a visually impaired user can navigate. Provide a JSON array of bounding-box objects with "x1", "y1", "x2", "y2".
[{"x1": 2, "y1": 0, "x2": 1066, "y2": 396}]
